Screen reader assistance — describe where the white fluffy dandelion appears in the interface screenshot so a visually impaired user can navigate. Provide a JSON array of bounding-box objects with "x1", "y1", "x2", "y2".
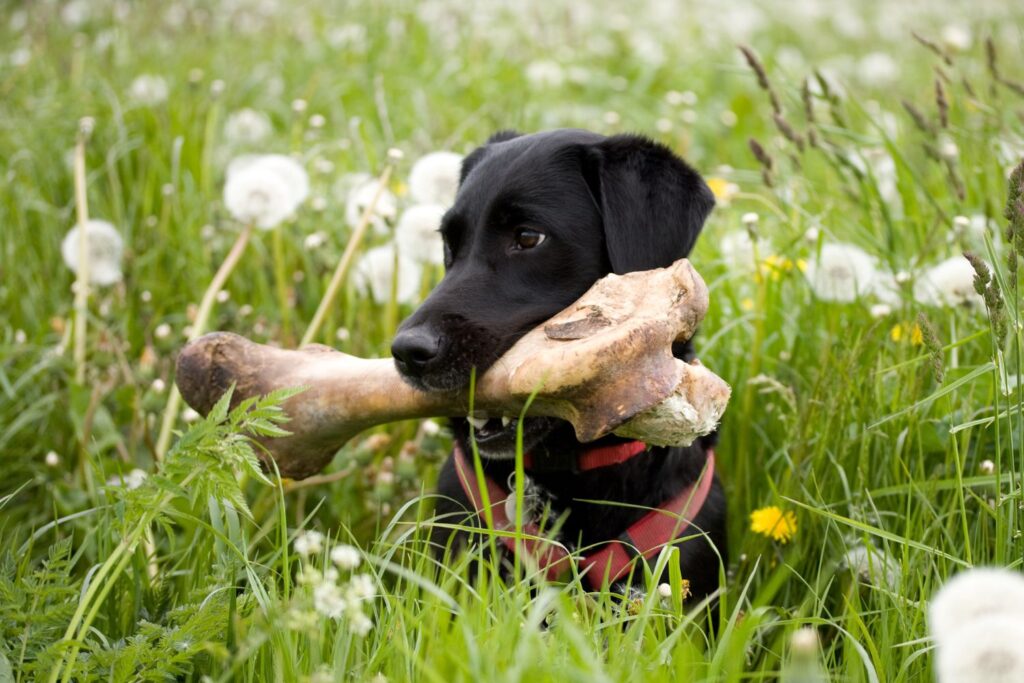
[
  {"x1": 348, "y1": 610, "x2": 373, "y2": 637},
  {"x1": 61, "y1": 219, "x2": 124, "y2": 286},
  {"x1": 841, "y1": 544, "x2": 901, "y2": 591},
  {"x1": 330, "y1": 544, "x2": 361, "y2": 570},
  {"x1": 128, "y1": 74, "x2": 169, "y2": 106},
  {"x1": 803, "y1": 243, "x2": 880, "y2": 302},
  {"x1": 929, "y1": 568, "x2": 1024, "y2": 644},
  {"x1": 395, "y1": 204, "x2": 446, "y2": 264},
  {"x1": 718, "y1": 230, "x2": 758, "y2": 269},
  {"x1": 224, "y1": 108, "x2": 273, "y2": 145},
  {"x1": 224, "y1": 154, "x2": 309, "y2": 229},
  {"x1": 293, "y1": 530, "x2": 325, "y2": 557},
  {"x1": 408, "y1": 151, "x2": 463, "y2": 206},
  {"x1": 913, "y1": 256, "x2": 985, "y2": 309},
  {"x1": 935, "y1": 615, "x2": 1024, "y2": 683},
  {"x1": 353, "y1": 244, "x2": 422, "y2": 305},
  {"x1": 345, "y1": 178, "x2": 397, "y2": 235},
  {"x1": 108, "y1": 468, "x2": 147, "y2": 490}
]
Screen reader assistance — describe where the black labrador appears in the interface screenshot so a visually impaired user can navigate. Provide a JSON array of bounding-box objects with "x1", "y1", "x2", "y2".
[{"x1": 391, "y1": 129, "x2": 726, "y2": 601}]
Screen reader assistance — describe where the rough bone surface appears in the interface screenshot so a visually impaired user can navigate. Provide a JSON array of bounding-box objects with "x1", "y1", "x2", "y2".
[{"x1": 175, "y1": 258, "x2": 730, "y2": 479}]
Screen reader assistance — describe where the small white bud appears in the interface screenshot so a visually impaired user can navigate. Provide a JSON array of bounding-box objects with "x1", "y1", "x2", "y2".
[
  {"x1": 152, "y1": 378, "x2": 166, "y2": 393},
  {"x1": 154, "y1": 323, "x2": 172, "y2": 340},
  {"x1": 45, "y1": 451, "x2": 61, "y2": 467},
  {"x1": 980, "y1": 459, "x2": 995, "y2": 475},
  {"x1": 657, "y1": 583, "x2": 673, "y2": 598},
  {"x1": 309, "y1": 113, "x2": 326, "y2": 128},
  {"x1": 291, "y1": 98, "x2": 308, "y2": 114}
]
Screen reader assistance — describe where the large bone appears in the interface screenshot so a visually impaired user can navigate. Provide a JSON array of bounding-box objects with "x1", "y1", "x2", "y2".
[{"x1": 175, "y1": 259, "x2": 730, "y2": 479}]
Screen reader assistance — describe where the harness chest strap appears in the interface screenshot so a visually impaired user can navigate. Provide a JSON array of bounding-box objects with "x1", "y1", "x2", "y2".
[{"x1": 452, "y1": 444, "x2": 716, "y2": 590}]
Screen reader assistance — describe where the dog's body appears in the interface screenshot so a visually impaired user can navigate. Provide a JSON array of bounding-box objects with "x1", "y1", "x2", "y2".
[{"x1": 392, "y1": 129, "x2": 726, "y2": 599}]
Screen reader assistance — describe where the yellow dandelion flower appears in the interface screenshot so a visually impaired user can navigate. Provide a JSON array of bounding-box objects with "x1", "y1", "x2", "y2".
[
  {"x1": 890, "y1": 323, "x2": 924, "y2": 345},
  {"x1": 706, "y1": 177, "x2": 738, "y2": 204},
  {"x1": 750, "y1": 506, "x2": 797, "y2": 543}
]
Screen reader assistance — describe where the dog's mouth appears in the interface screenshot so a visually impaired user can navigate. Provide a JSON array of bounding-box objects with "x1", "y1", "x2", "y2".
[{"x1": 460, "y1": 415, "x2": 558, "y2": 459}]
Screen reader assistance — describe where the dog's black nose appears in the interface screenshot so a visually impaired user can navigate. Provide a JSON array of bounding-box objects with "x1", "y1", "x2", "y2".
[{"x1": 391, "y1": 329, "x2": 441, "y2": 376}]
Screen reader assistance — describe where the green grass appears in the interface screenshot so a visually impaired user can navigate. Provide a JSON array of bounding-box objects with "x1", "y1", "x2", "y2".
[{"x1": 2, "y1": 0, "x2": 1024, "y2": 680}]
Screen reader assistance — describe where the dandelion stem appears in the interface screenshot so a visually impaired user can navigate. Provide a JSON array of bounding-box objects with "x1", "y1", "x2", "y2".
[
  {"x1": 301, "y1": 163, "x2": 394, "y2": 347},
  {"x1": 273, "y1": 225, "x2": 292, "y2": 343},
  {"x1": 72, "y1": 123, "x2": 91, "y2": 385},
  {"x1": 154, "y1": 223, "x2": 255, "y2": 460}
]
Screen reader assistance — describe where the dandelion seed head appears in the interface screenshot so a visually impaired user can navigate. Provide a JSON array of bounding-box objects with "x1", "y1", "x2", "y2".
[
  {"x1": 14, "y1": 329, "x2": 26, "y2": 344},
  {"x1": 656, "y1": 583, "x2": 672, "y2": 599},
  {"x1": 45, "y1": 451, "x2": 60, "y2": 467},
  {"x1": 935, "y1": 615, "x2": 1024, "y2": 683},
  {"x1": 108, "y1": 468, "x2": 147, "y2": 490},
  {"x1": 353, "y1": 244, "x2": 422, "y2": 305},
  {"x1": 841, "y1": 544, "x2": 901, "y2": 590},
  {"x1": 309, "y1": 113, "x2": 326, "y2": 129},
  {"x1": 718, "y1": 230, "x2": 758, "y2": 269},
  {"x1": 224, "y1": 108, "x2": 272, "y2": 145},
  {"x1": 929, "y1": 568, "x2": 1024, "y2": 643},
  {"x1": 420, "y1": 419, "x2": 440, "y2": 436},
  {"x1": 128, "y1": 74, "x2": 169, "y2": 106},
  {"x1": 980, "y1": 460, "x2": 995, "y2": 475},
  {"x1": 61, "y1": 219, "x2": 124, "y2": 286},
  {"x1": 224, "y1": 154, "x2": 309, "y2": 229},
  {"x1": 348, "y1": 609, "x2": 373, "y2": 636},
  {"x1": 152, "y1": 378, "x2": 166, "y2": 393},
  {"x1": 913, "y1": 256, "x2": 986, "y2": 309},
  {"x1": 345, "y1": 178, "x2": 398, "y2": 234},
  {"x1": 182, "y1": 407, "x2": 200, "y2": 422},
  {"x1": 395, "y1": 204, "x2": 446, "y2": 265},
  {"x1": 408, "y1": 151, "x2": 462, "y2": 206},
  {"x1": 870, "y1": 303, "x2": 892, "y2": 318},
  {"x1": 803, "y1": 242, "x2": 879, "y2": 302}
]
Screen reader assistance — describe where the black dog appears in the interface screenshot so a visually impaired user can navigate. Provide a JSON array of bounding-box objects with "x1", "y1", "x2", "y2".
[{"x1": 391, "y1": 129, "x2": 726, "y2": 600}]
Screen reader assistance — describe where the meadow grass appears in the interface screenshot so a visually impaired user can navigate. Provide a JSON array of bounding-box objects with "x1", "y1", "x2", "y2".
[{"x1": 2, "y1": 1, "x2": 1024, "y2": 680}]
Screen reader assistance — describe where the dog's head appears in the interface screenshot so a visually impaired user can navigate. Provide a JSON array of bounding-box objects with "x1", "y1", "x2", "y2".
[{"x1": 391, "y1": 129, "x2": 714, "y2": 455}]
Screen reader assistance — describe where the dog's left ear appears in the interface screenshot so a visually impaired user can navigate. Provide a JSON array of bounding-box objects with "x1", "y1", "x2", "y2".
[{"x1": 583, "y1": 134, "x2": 715, "y2": 274}]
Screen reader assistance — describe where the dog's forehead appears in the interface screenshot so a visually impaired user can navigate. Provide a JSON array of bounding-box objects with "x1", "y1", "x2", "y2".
[{"x1": 454, "y1": 129, "x2": 604, "y2": 219}]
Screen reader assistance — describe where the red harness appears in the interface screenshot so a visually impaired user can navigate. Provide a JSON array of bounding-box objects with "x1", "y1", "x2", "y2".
[{"x1": 453, "y1": 441, "x2": 715, "y2": 590}]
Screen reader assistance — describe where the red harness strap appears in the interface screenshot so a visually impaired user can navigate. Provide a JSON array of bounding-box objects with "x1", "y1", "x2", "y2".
[
  {"x1": 521, "y1": 440, "x2": 648, "y2": 472},
  {"x1": 452, "y1": 443, "x2": 716, "y2": 590}
]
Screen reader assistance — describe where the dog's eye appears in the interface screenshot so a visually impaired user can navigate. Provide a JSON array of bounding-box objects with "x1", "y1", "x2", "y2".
[{"x1": 513, "y1": 228, "x2": 546, "y2": 250}]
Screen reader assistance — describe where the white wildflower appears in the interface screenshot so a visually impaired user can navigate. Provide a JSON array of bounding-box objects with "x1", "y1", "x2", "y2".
[
  {"x1": 656, "y1": 583, "x2": 673, "y2": 599},
  {"x1": 128, "y1": 74, "x2": 169, "y2": 106},
  {"x1": 45, "y1": 451, "x2": 60, "y2": 467},
  {"x1": 304, "y1": 231, "x2": 328, "y2": 249},
  {"x1": 335, "y1": 327, "x2": 351, "y2": 342},
  {"x1": 108, "y1": 468, "x2": 147, "y2": 490},
  {"x1": 61, "y1": 219, "x2": 124, "y2": 286},
  {"x1": 182, "y1": 407, "x2": 200, "y2": 423},
  {"x1": 347, "y1": 573, "x2": 376, "y2": 602},
  {"x1": 913, "y1": 256, "x2": 985, "y2": 309},
  {"x1": 345, "y1": 178, "x2": 398, "y2": 235},
  {"x1": 9, "y1": 47, "x2": 30, "y2": 67},
  {"x1": 525, "y1": 60, "x2": 565, "y2": 88},
  {"x1": 841, "y1": 544, "x2": 901, "y2": 590},
  {"x1": 941, "y1": 24, "x2": 973, "y2": 52},
  {"x1": 224, "y1": 154, "x2": 309, "y2": 229},
  {"x1": 935, "y1": 615, "x2": 1024, "y2": 683},
  {"x1": 804, "y1": 227, "x2": 820, "y2": 243},
  {"x1": 224, "y1": 108, "x2": 273, "y2": 145},
  {"x1": 395, "y1": 204, "x2": 446, "y2": 264},
  {"x1": 348, "y1": 610, "x2": 373, "y2": 636},
  {"x1": 408, "y1": 151, "x2": 463, "y2": 206},
  {"x1": 869, "y1": 303, "x2": 892, "y2": 318},
  {"x1": 857, "y1": 52, "x2": 899, "y2": 85},
  {"x1": 293, "y1": 530, "x2": 325, "y2": 557},
  {"x1": 152, "y1": 378, "x2": 166, "y2": 393},
  {"x1": 154, "y1": 323, "x2": 172, "y2": 340},
  {"x1": 979, "y1": 459, "x2": 995, "y2": 475},
  {"x1": 291, "y1": 98, "x2": 307, "y2": 114},
  {"x1": 420, "y1": 419, "x2": 440, "y2": 436},
  {"x1": 929, "y1": 568, "x2": 1024, "y2": 643},
  {"x1": 309, "y1": 113, "x2": 326, "y2": 129},
  {"x1": 803, "y1": 243, "x2": 879, "y2": 302},
  {"x1": 14, "y1": 329, "x2": 26, "y2": 344},
  {"x1": 330, "y1": 544, "x2": 361, "y2": 570},
  {"x1": 353, "y1": 244, "x2": 422, "y2": 305},
  {"x1": 313, "y1": 581, "x2": 347, "y2": 619},
  {"x1": 61, "y1": 0, "x2": 91, "y2": 26}
]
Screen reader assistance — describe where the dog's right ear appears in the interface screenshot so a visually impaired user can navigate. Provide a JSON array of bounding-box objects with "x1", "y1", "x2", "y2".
[{"x1": 459, "y1": 130, "x2": 522, "y2": 185}]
